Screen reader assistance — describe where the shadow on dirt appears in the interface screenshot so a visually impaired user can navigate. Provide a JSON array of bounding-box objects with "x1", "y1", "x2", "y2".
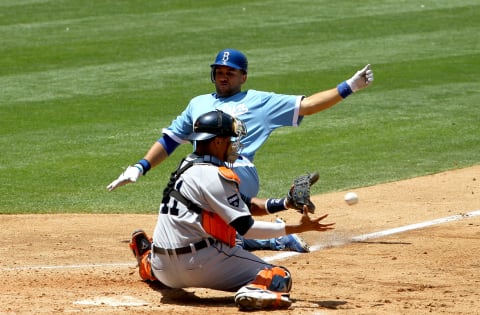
[
  {"x1": 147, "y1": 281, "x2": 351, "y2": 310},
  {"x1": 290, "y1": 297, "x2": 349, "y2": 309},
  {"x1": 315, "y1": 300, "x2": 348, "y2": 309},
  {"x1": 147, "y1": 281, "x2": 235, "y2": 306}
]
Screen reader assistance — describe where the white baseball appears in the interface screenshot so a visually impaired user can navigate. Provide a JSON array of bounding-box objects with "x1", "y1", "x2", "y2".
[{"x1": 344, "y1": 192, "x2": 359, "y2": 205}]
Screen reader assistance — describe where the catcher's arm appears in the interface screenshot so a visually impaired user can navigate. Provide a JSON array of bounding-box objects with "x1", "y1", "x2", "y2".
[{"x1": 285, "y1": 205, "x2": 335, "y2": 234}]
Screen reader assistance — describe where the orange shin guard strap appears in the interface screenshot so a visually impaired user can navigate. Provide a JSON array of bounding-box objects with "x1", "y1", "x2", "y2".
[
  {"x1": 273, "y1": 292, "x2": 288, "y2": 307},
  {"x1": 251, "y1": 268, "x2": 273, "y2": 290},
  {"x1": 251, "y1": 267, "x2": 291, "y2": 293}
]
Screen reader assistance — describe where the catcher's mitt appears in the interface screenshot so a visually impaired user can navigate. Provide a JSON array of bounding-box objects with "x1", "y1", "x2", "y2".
[{"x1": 287, "y1": 172, "x2": 319, "y2": 213}]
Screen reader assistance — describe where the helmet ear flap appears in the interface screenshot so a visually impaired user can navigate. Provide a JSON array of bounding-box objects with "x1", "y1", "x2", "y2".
[{"x1": 210, "y1": 68, "x2": 216, "y2": 83}]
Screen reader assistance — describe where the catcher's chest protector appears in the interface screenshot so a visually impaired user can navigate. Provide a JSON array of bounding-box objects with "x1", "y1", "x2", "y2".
[{"x1": 201, "y1": 211, "x2": 236, "y2": 247}]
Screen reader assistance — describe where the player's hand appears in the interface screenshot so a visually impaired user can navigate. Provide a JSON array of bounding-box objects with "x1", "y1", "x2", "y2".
[
  {"x1": 346, "y1": 64, "x2": 374, "y2": 92},
  {"x1": 298, "y1": 205, "x2": 335, "y2": 233},
  {"x1": 106, "y1": 165, "x2": 141, "y2": 191}
]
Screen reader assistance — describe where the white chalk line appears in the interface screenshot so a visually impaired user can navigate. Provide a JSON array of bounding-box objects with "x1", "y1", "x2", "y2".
[
  {"x1": 263, "y1": 209, "x2": 480, "y2": 262},
  {"x1": 0, "y1": 262, "x2": 135, "y2": 272},
  {"x1": 74, "y1": 295, "x2": 149, "y2": 307},
  {"x1": 1, "y1": 210, "x2": 479, "y2": 271}
]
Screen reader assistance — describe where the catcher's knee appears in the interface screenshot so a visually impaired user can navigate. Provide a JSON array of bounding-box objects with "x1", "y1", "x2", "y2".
[{"x1": 251, "y1": 266, "x2": 292, "y2": 293}]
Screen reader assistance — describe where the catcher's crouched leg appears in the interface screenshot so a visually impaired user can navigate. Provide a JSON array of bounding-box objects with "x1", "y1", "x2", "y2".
[
  {"x1": 234, "y1": 266, "x2": 292, "y2": 310},
  {"x1": 129, "y1": 229, "x2": 157, "y2": 282},
  {"x1": 138, "y1": 252, "x2": 157, "y2": 282}
]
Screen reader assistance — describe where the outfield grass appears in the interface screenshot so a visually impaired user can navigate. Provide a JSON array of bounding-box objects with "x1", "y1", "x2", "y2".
[{"x1": 1, "y1": 0, "x2": 479, "y2": 214}]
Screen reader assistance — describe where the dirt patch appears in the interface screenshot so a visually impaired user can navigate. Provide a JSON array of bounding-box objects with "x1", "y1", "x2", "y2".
[{"x1": 1, "y1": 166, "x2": 479, "y2": 314}]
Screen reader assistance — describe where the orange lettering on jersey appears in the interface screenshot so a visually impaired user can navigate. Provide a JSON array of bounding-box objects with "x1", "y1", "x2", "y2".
[
  {"x1": 202, "y1": 211, "x2": 236, "y2": 247},
  {"x1": 218, "y1": 166, "x2": 240, "y2": 184}
]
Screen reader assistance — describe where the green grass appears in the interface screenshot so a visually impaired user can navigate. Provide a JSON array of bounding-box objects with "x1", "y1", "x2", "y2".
[{"x1": 1, "y1": 0, "x2": 479, "y2": 213}]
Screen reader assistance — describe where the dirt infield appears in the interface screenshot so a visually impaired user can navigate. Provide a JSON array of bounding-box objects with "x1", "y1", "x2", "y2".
[{"x1": 1, "y1": 166, "x2": 479, "y2": 314}]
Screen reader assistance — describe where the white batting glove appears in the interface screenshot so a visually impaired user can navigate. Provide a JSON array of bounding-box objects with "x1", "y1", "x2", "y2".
[
  {"x1": 346, "y1": 64, "x2": 374, "y2": 92},
  {"x1": 106, "y1": 165, "x2": 142, "y2": 191}
]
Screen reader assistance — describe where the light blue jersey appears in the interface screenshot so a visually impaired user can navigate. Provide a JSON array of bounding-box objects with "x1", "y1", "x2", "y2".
[{"x1": 163, "y1": 89, "x2": 304, "y2": 197}]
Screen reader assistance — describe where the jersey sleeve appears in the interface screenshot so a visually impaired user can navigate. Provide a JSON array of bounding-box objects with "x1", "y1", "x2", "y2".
[
  {"x1": 260, "y1": 92, "x2": 304, "y2": 128},
  {"x1": 162, "y1": 102, "x2": 195, "y2": 144},
  {"x1": 162, "y1": 94, "x2": 220, "y2": 143}
]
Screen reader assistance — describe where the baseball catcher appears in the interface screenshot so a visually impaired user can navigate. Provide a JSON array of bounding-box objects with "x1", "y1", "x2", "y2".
[{"x1": 129, "y1": 111, "x2": 335, "y2": 311}]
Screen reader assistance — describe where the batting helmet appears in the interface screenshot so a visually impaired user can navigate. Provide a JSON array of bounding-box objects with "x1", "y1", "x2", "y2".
[
  {"x1": 187, "y1": 110, "x2": 247, "y2": 141},
  {"x1": 211, "y1": 48, "x2": 248, "y2": 73}
]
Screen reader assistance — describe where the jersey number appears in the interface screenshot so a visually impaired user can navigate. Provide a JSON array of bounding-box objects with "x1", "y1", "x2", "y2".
[
  {"x1": 160, "y1": 180, "x2": 183, "y2": 216},
  {"x1": 161, "y1": 198, "x2": 179, "y2": 216}
]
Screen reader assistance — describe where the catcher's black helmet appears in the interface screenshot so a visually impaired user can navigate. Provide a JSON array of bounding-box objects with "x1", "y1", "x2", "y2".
[{"x1": 187, "y1": 110, "x2": 246, "y2": 141}]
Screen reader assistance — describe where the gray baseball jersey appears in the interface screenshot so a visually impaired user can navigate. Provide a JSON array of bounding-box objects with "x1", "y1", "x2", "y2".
[{"x1": 151, "y1": 155, "x2": 272, "y2": 291}]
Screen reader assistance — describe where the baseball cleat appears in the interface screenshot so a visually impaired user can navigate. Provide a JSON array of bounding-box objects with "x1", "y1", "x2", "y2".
[
  {"x1": 234, "y1": 286, "x2": 292, "y2": 310},
  {"x1": 278, "y1": 234, "x2": 310, "y2": 253},
  {"x1": 275, "y1": 218, "x2": 310, "y2": 253},
  {"x1": 129, "y1": 229, "x2": 152, "y2": 264}
]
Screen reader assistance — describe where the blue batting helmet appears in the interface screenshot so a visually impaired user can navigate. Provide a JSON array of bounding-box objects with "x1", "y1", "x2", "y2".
[{"x1": 210, "y1": 49, "x2": 248, "y2": 73}]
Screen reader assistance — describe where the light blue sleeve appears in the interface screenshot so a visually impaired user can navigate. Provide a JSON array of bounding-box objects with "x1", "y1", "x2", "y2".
[
  {"x1": 162, "y1": 105, "x2": 194, "y2": 144},
  {"x1": 234, "y1": 90, "x2": 303, "y2": 160},
  {"x1": 261, "y1": 92, "x2": 303, "y2": 129},
  {"x1": 162, "y1": 94, "x2": 219, "y2": 143}
]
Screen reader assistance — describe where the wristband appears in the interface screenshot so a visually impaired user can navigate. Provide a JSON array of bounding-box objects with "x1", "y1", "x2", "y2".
[
  {"x1": 337, "y1": 81, "x2": 353, "y2": 99},
  {"x1": 137, "y1": 159, "x2": 151, "y2": 175},
  {"x1": 265, "y1": 198, "x2": 287, "y2": 214}
]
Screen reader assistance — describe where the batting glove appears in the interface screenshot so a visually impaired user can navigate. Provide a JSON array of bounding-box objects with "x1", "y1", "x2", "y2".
[
  {"x1": 346, "y1": 64, "x2": 374, "y2": 92},
  {"x1": 107, "y1": 165, "x2": 142, "y2": 191}
]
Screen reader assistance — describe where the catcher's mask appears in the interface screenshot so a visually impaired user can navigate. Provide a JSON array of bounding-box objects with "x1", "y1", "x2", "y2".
[
  {"x1": 187, "y1": 110, "x2": 246, "y2": 162},
  {"x1": 210, "y1": 48, "x2": 248, "y2": 82}
]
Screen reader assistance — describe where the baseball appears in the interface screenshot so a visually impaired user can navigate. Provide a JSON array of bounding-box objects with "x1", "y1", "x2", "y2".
[{"x1": 344, "y1": 192, "x2": 359, "y2": 205}]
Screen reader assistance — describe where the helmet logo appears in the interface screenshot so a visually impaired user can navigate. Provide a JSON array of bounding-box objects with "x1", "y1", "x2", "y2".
[{"x1": 222, "y1": 51, "x2": 230, "y2": 64}]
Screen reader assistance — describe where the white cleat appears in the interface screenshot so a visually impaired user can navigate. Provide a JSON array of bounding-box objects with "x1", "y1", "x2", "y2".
[{"x1": 234, "y1": 286, "x2": 292, "y2": 310}]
